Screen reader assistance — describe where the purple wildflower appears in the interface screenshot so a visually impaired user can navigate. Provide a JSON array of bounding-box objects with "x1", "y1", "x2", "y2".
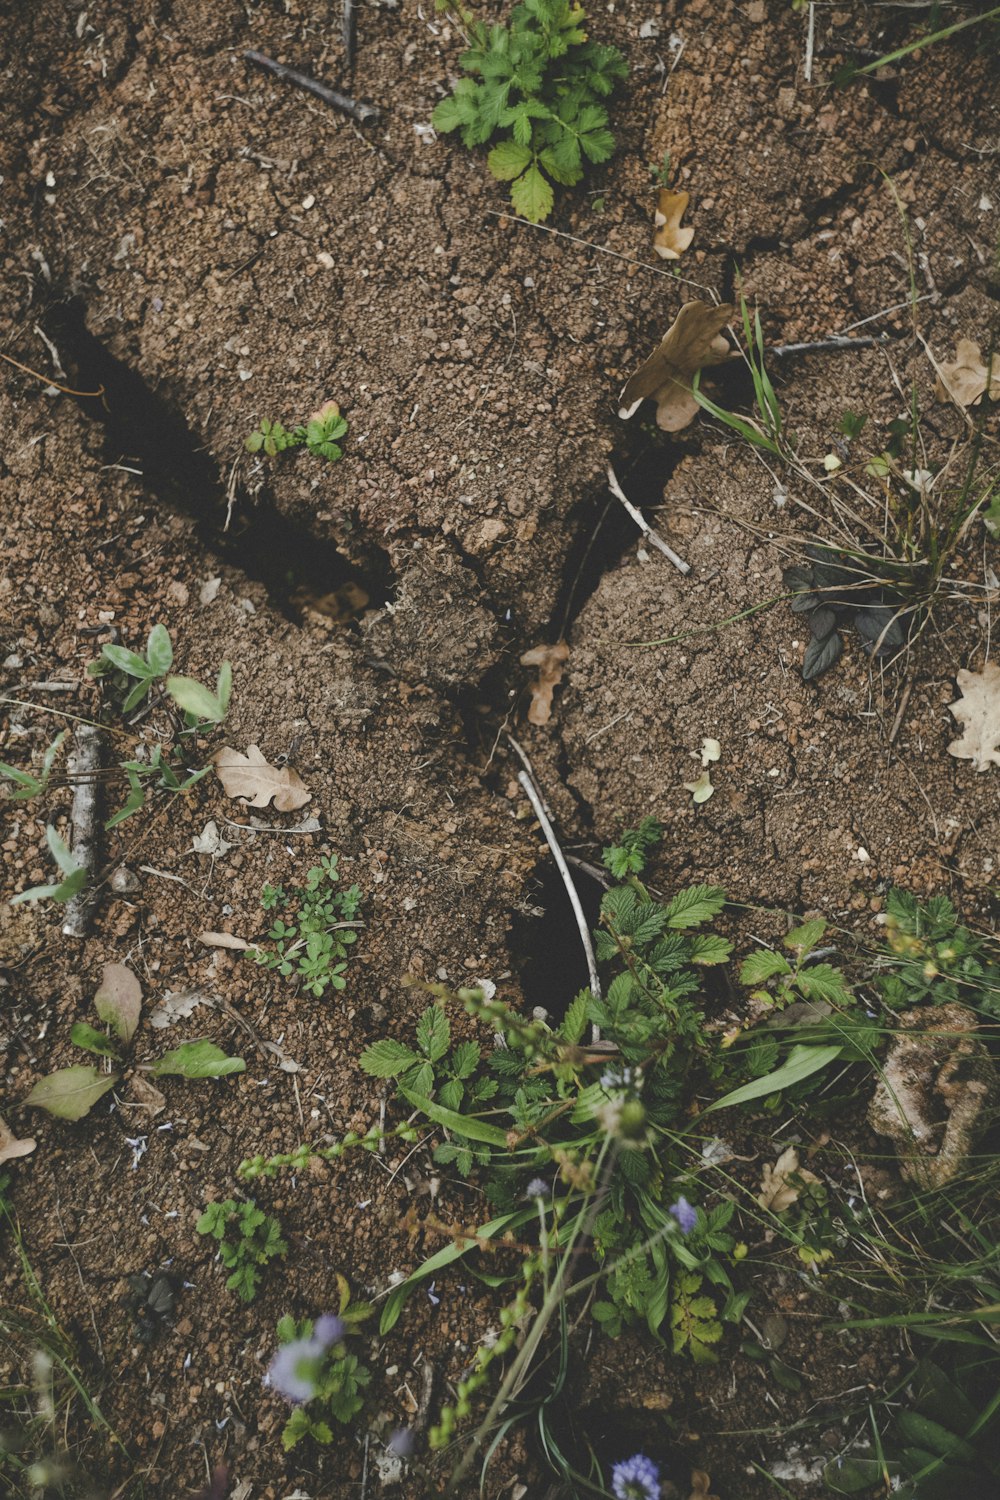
[
  {"x1": 525, "y1": 1177, "x2": 550, "y2": 1200},
  {"x1": 387, "y1": 1427, "x2": 415, "y2": 1459},
  {"x1": 669, "y1": 1196, "x2": 698, "y2": 1235},
  {"x1": 611, "y1": 1453, "x2": 661, "y2": 1500},
  {"x1": 266, "y1": 1314, "x2": 344, "y2": 1404}
]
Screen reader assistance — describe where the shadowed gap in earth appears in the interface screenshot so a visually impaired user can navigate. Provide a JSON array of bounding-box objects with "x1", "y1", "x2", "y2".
[
  {"x1": 509, "y1": 856, "x2": 605, "y2": 1022},
  {"x1": 40, "y1": 299, "x2": 396, "y2": 622}
]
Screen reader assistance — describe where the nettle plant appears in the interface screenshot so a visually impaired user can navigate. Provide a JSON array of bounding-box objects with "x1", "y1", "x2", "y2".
[
  {"x1": 431, "y1": 0, "x2": 627, "y2": 223},
  {"x1": 253, "y1": 855, "x2": 363, "y2": 998},
  {"x1": 268, "y1": 1279, "x2": 373, "y2": 1450}
]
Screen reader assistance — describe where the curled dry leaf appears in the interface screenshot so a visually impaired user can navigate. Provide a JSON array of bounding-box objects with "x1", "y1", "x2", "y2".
[
  {"x1": 684, "y1": 770, "x2": 714, "y2": 804},
  {"x1": 935, "y1": 338, "x2": 1000, "y2": 408},
  {"x1": 947, "y1": 664, "x2": 1000, "y2": 772},
  {"x1": 520, "y1": 642, "x2": 570, "y2": 725},
  {"x1": 198, "y1": 930, "x2": 252, "y2": 952},
  {"x1": 213, "y1": 744, "x2": 311, "y2": 812},
  {"x1": 0, "y1": 1110, "x2": 36, "y2": 1165},
  {"x1": 757, "y1": 1145, "x2": 820, "y2": 1213},
  {"x1": 192, "y1": 821, "x2": 233, "y2": 857},
  {"x1": 93, "y1": 962, "x2": 142, "y2": 1045},
  {"x1": 126, "y1": 1075, "x2": 167, "y2": 1117},
  {"x1": 619, "y1": 301, "x2": 735, "y2": 432},
  {"x1": 700, "y1": 737, "x2": 721, "y2": 767},
  {"x1": 149, "y1": 989, "x2": 214, "y2": 1029},
  {"x1": 689, "y1": 1472, "x2": 720, "y2": 1500},
  {"x1": 654, "y1": 188, "x2": 694, "y2": 260}
]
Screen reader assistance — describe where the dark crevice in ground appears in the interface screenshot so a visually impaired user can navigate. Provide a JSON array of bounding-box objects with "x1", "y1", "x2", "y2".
[
  {"x1": 508, "y1": 855, "x2": 605, "y2": 1021},
  {"x1": 40, "y1": 298, "x2": 396, "y2": 623}
]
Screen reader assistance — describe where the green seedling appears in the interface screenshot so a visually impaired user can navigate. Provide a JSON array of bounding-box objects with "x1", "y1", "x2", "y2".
[
  {"x1": 196, "y1": 1198, "x2": 287, "y2": 1303},
  {"x1": 10, "y1": 825, "x2": 86, "y2": 906},
  {"x1": 254, "y1": 855, "x2": 362, "y2": 998},
  {"x1": 246, "y1": 401, "x2": 348, "y2": 463},
  {"x1": 431, "y1": 0, "x2": 627, "y2": 223},
  {"x1": 0, "y1": 730, "x2": 67, "y2": 801}
]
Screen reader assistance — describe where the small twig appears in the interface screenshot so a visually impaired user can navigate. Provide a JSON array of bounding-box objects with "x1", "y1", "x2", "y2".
[
  {"x1": 515, "y1": 768, "x2": 601, "y2": 1007},
  {"x1": 0, "y1": 350, "x2": 107, "y2": 406},
  {"x1": 888, "y1": 677, "x2": 914, "y2": 745},
  {"x1": 62, "y1": 725, "x2": 105, "y2": 938},
  {"x1": 767, "y1": 334, "x2": 890, "y2": 358},
  {"x1": 804, "y1": 2, "x2": 816, "y2": 83},
  {"x1": 244, "y1": 50, "x2": 379, "y2": 124},
  {"x1": 505, "y1": 734, "x2": 555, "y2": 820},
  {"x1": 607, "y1": 464, "x2": 690, "y2": 575},
  {"x1": 343, "y1": 0, "x2": 357, "y2": 69},
  {"x1": 412, "y1": 1359, "x2": 436, "y2": 1436}
]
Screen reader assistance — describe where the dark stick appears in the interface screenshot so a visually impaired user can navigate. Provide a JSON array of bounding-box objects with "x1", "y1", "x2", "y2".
[
  {"x1": 767, "y1": 334, "x2": 891, "y2": 358},
  {"x1": 244, "y1": 49, "x2": 379, "y2": 124},
  {"x1": 343, "y1": 0, "x2": 357, "y2": 69}
]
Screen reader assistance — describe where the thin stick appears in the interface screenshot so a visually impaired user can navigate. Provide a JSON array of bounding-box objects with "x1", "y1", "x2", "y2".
[
  {"x1": 481, "y1": 210, "x2": 718, "y2": 296},
  {"x1": 505, "y1": 734, "x2": 554, "y2": 820},
  {"x1": 244, "y1": 50, "x2": 379, "y2": 124},
  {"x1": 888, "y1": 677, "x2": 914, "y2": 746},
  {"x1": 0, "y1": 350, "x2": 107, "y2": 404},
  {"x1": 343, "y1": 0, "x2": 357, "y2": 68},
  {"x1": 62, "y1": 725, "x2": 104, "y2": 938},
  {"x1": 516, "y1": 768, "x2": 601, "y2": 1005},
  {"x1": 767, "y1": 334, "x2": 890, "y2": 358},
  {"x1": 804, "y1": 2, "x2": 816, "y2": 83},
  {"x1": 607, "y1": 464, "x2": 690, "y2": 575}
]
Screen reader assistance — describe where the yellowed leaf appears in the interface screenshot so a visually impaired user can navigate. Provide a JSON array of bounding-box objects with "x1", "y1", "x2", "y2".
[
  {"x1": 520, "y1": 642, "x2": 570, "y2": 725},
  {"x1": 654, "y1": 189, "x2": 695, "y2": 261},
  {"x1": 198, "y1": 930, "x2": 253, "y2": 951},
  {"x1": 757, "y1": 1145, "x2": 819, "y2": 1213},
  {"x1": 947, "y1": 663, "x2": 1000, "y2": 772},
  {"x1": 689, "y1": 1472, "x2": 720, "y2": 1500},
  {"x1": 0, "y1": 1110, "x2": 36, "y2": 1166},
  {"x1": 935, "y1": 338, "x2": 1000, "y2": 408},
  {"x1": 619, "y1": 301, "x2": 735, "y2": 432},
  {"x1": 213, "y1": 744, "x2": 311, "y2": 811}
]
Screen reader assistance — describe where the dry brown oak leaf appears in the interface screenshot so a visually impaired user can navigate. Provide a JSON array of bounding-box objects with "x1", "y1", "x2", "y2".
[
  {"x1": 213, "y1": 744, "x2": 312, "y2": 810},
  {"x1": 619, "y1": 301, "x2": 735, "y2": 432},
  {"x1": 935, "y1": 338, "x2": 1000, "y2": 408},
  {"x1": 654, "y1": 188, "x2": 695, "y2": 261},
  {"x1": 520, "y1": 641, "x2": 570, "y2": 725},
  {"x1": 947, "y1": 663, "x2": 1000, "y2": 772}
]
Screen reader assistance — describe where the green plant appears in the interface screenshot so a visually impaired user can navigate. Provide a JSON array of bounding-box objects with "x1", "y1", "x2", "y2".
[
  {"x1": 740, "y1": 917, "x2": 853, "y2": 1013},
  {"x1": 834, "y1": 6, "x2": 1000, "y2": 84},
  {"x1": 253, "y1": 855, "x2": 362, "y2": 998},
  {"x1": 431, "y1": 0, "x2": 627, "y2": 223},
  {"x1": 360, "y1": 1003, "x2": 498, "y2": 1120},
  {"x1": 272, "y1": 1278, "x2": 373, "y2": 1448},
  {"x1": 9, "y1": 825, "x2": 86, "y2": 907},
  {"x1": 196, "y1": 1198, "x2": 287, "y2": 1302},
  {"x1": 878, "y1": 889, "x2": 1000, "y2": 1015},
  {"x1": 602, "y1": 815, "x2": 663, "y2": 879},
  {"x1": 246, "y1": 400, "x2": 348, "y2": 462},
  {"x1": 0, "y1": 730, "x2": 67, "y2": 801}
]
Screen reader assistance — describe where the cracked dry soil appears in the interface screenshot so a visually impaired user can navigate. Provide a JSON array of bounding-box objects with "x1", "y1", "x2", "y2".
[{"x1": 2, "y1": 1, "x2": 999, "y2": 1496}]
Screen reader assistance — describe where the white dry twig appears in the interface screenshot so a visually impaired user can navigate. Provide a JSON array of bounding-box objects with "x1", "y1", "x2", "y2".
[
  {"x1": 62, "y1": 724, "x2": 104, "y2": 938},
  {"x1": 607, "y1": 464, "x2": 690, "y2": 575}
]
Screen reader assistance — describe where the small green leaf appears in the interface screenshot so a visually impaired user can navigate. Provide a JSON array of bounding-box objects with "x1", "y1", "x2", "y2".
[
  {"x1": 47, "y1": 825, "x2": 80, "y2": 878},
  {"x1": 784, "y1": 918, "x2": 826, "y2": 956},
  {"x1": 416, "y1": 1004, "x2": 450, "y2": 1063},
  {"x1": 150, "y1": 1042, "x2": 246, "y2": 1079},
  {"x1": 359, "y1": 1040, "x2": 420, "y2": 1078},
  {"x1": 165, "y1": 675, "x2": 226, "y2": 723},
  {"x1": 70, "y1": 1022, "x2": 121, "y2": 1059},
  {"x1": 397, "y1": 1090, "x2": 507, "y2": 1146},
  {"x1": 431, "y1": 95, "x2": 465, "y2": 133},
  {"x1": 25, "y1": 1066, "x2": 120, "y2": 1120},
  {"x1": 704, "y1": 1044, "x2": 843, "y2": 1114},
  {"x1": 145, "y1": 624, "x2": 174, "y2": 676},
  {"x1": 739, "y1": 949, "x2": 792, "y2": 986},
  {"x1": 487, "y1": 139, "x2": 533, "y2": 181},
  {"x1": 510, "y1": 163, "x2": 554, "y2": 223},
  {"x1": 101, "y1": 644, "x2": 153, "y2": 679}
]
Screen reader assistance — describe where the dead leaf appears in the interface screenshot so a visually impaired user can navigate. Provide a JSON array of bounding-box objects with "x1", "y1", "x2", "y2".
[
  {"x1": 757, "y1": 1146, "x2": 819, "y2": 1213},
  {"x1": 148, "y1": 989, "x2": 214, "y2": 1029},
  {"x1": 935, "y1": 338, "x2": 1000, "y2": 408},
  {"x1": 684, "y1": 770, "x2": 714, "y2": 804},
  {"x1": 192, "y1": 820, "x2": 233, "y2": 857},
  {"x1": 947, "y1": 664, "x2": 1000, "y2": 772},
  {"x1": 689, "y1": 1472, "x2": 720, "y2": 1500},
  {"x1": 197, "y1": 931, "x2": 252, "y2": 952},
  {"x1": 199, "y1": 576, "x2": 222, "y2": 605},
  {"x1": 654, "y1": 188, "x2": 694, "y2": 260},
  {"x1": 619, "y1": 301, "x2": 735, "y2": 432},
  {"x1": 520, "y1": 642, "x2": 570, "y2": 725},
  {"x1": 125, "y1": 1075, "x2": 166, "y2": 1117},
  {"x1": 0, "y1": 1110, "x2": 36, "y2": 1165},
  {"x1": 213, "y1": 744, "x2": 311, "y2": 811},
  {"x1": 93, "y1": 962, "x2": 141, "y2": 1045},
  {"x1": 700, "y1": 737, "x2": 721, "y2": 767}
]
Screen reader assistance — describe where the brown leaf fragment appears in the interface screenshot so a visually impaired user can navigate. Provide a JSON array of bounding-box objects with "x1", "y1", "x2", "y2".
[
  {"x1": 125, "y1": 1075, "x2": 166, "y2": 1118},
  {"x1": 93, "y1": 962, "x2": 142, "y2": 1045},
  {"x1": 213, "y1": 744, "x2": 311, "y2": 811},
  {"x1": 947, "y1": 664, "x2": 1000, "y2": 772},
  {"x1": 520, "y1": 642, "x2": 570, "y2": 725},
  {"x1": 935, "y1": 338, "x2": 1000, "y2": 408},
  {"x1": 197, "y1": 931, "x2": 252, "y2": 952},
  {"x1": 654, "y1": 189, "x2": 694, "y2": 261},
  {"x1": 619, "y1": 301, "x2": 735, "y2": 432},
  {"x1": 689, "y1": 1472, "x2": 720, "y2": 1500},
  {"x1": 757, "y1": 1146, "x2": 820, "y2": 1213},
  {"x1": 0, "y1": 1110, "x2": 36, "y2": 1165}
]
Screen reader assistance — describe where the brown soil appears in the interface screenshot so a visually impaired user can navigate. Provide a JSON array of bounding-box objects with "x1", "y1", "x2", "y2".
[{"x1": 2, "y1": 1, "x2": 998, "y2": 1497}]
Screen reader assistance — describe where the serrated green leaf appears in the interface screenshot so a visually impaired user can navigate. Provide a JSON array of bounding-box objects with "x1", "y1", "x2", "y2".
[
  {"x1": 739, "y1": 949, "x2": 792, "y2": 986},
  {"x1": 150, "y1": 1041, "x2": 246, "y2": 1079},
  {"x1": 449, "y1": 1040, "x2": 481, "y2": 1079},
  {"x1": 416, "y1": 1004, "x2": 450, "y2": 1063},
  {"x1": 784, "y1": 918, "x2": 826, "y2": 955},
  {"x1": 487, "y1": 139, "x2": 533, "y2": 181},
  {"x1": 795, "y1": 963, "x2": 852, "y2": 1005},
  {"x1": 663, "y1": 884, "x2": 726, "y2": 930},
  {"x1": 359, "y1": 1039, "x2": 420, "y2": 1078},
  {"x1": 510, "y1": 163, "x2": 554, "y2": 223},
  {"x1": 25, "y1": 1065, "x2": 120, "y2": 1120},
  {"x1": 687, "y1": 934, "x2": 732, "y2": 966}
]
